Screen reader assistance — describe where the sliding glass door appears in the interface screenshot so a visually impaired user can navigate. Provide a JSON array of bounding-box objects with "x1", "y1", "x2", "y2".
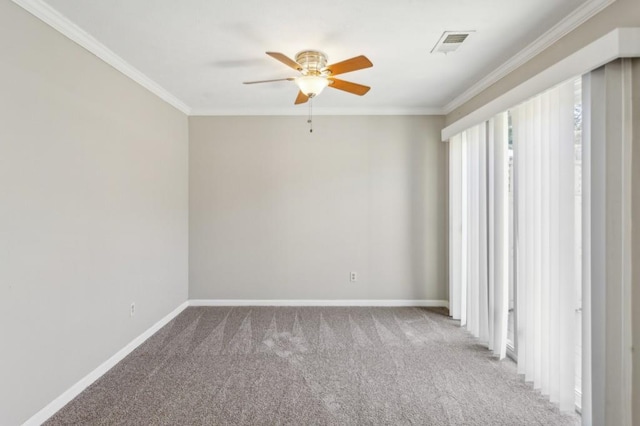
[
  {"x1": 507, "y1": 116, "x2": 516, "y2": 356},
  {"x1": 505, "y1": 77, "x2": 583, "y2": 411},
  {"x1": 573, "y1": 78, "x2": 583, "y2": 411}
]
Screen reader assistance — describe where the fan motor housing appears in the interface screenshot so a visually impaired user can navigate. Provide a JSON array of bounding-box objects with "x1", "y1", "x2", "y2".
[{"x1": 295, "y1": 50, "x2": 328, "y2": 75}]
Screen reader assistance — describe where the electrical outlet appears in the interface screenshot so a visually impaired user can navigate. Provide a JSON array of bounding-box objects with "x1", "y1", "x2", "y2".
[
  {"x1": 130, "y1": 303, "x2": 135, "y2": 317},
  {"x1": 350, "y1": 272, "x2": 357, "y2": 282}
]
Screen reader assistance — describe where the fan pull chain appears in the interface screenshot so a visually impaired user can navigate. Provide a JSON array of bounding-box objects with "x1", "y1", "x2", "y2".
[{"x1": 307, "y1": 98, "x2": 313, "y2": 133}]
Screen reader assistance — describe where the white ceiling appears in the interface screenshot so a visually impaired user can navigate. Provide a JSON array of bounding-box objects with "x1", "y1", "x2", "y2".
[{"x1": 38, "y1": 0, "x2": 588, "y2": 114}]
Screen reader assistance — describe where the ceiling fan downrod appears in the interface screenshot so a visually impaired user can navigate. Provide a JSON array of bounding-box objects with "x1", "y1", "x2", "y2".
[{"x1": 308, "y1": 98, "x2": 313, "y2": 133}]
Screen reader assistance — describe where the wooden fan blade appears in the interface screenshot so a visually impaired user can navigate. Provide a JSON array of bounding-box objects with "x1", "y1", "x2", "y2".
[
  {"x1": 294, "y1": 91, "x2": 309, "y2": 105},
  {"x1": 266, "y1": 52, "x2": 302, "y2": 71},
  {"x1": 243, "y1": 78, "x2": 294, "y2": 84},
  {"x1": 328, "y1": 78, "x2": 370, "y2": 96},
  {"x1": 324, "y1": 55, "x2": 372, "y2": 76}
]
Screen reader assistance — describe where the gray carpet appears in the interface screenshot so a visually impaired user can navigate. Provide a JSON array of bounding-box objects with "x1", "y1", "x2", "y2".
[{"x1": 46, "y1": 307, "x2": 579, "y2": 425}]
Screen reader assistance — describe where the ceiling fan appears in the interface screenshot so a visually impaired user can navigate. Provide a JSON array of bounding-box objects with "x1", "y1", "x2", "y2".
[{"x1": 243, "y1": 50, "x2": 373, "y2": 104}]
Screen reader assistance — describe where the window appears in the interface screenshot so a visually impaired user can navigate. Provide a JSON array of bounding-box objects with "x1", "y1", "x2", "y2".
[{"x1": 449, "y1": 77, "x2": 584, "y2": 414}]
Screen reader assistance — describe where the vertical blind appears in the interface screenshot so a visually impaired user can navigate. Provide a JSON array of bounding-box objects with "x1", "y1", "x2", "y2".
[
  {"x1": 449, "y1": 114, "x2": 509, "y2": 359},
  {"x1": 449, "y1": 80, "x2": 578, "y2": 412},
  {"x1": 488, "y1": 113, "x2": 510, "y2": 358},
  {"x1": 512, "y1": 80, "x2": 576, "y2": 412}
]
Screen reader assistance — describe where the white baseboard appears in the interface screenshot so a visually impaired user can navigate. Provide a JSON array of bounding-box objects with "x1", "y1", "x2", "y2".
[
  {"x1": 23, "y1": 301, "x2": 189, "y2": 426},
  {"x1": 189, "y1": 299, "x2": 449, "y2": 308},
  {"x1": 22, "y1": 298, "x2": 447, "y2": 425}
]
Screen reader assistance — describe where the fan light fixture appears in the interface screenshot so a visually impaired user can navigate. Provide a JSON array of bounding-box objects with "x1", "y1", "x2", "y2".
[
  {"x1": 243, "y1": 50, "x2": 372, "y2": 104},
  {"x1": 295, "y1": 75, "x2": 329, "y2": 97},
  {"x1": 243, "y1": 50, "x2": 373, "y2": 132}
]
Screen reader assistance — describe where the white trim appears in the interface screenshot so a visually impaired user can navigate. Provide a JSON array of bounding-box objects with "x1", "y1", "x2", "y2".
[
  {"x1": 11, "y1": 0, "x2": 442, "y2": 118},
  {"x1": 18, "y1": 298, "x2": 449, "y2": 424},
  {"x1": 189, "y1": 107, "x2": 445, "y2": 116},
  {"x1": 11, "y1": 0, "x2": 192, "y2": 115},
  {"x1": 21, "y1": 298, "x2": 447, "y2": 424},
  {"x1": 10, "y1": 0, "x2": 616, "y2": 118},
  {"x1": 441, "y1": 27, "x2": 640, "y2": 141},
  {"x1": 189, "y1": 299, "x2": 449, "y2": 308},
  {"x1": 443, "y1": 0, "x2": 616, "y2": 114},
  {"x1": 22, "y1": 301, "x2": 189, "y2": 426}
]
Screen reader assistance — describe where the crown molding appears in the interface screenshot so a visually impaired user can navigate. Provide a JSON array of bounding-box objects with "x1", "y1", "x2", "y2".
[
  {"x1": 13, "y1": 0, "x2": 615, "y2": 118},
  {"x1": 443, "y1": 0, "x2": 617, "y2": 114},
  {"x1": 11, "y1": 0, "x2": 442, "y2": 118},
  {"x1": 190, "y1": 106, "x2": 445, "y2": 116},
  {"x1": 12, "y1": 0, "x2": 192, "y2": 115},
  {"x1": 441, "y1": 27, "x2": 640, "y2": 141}
]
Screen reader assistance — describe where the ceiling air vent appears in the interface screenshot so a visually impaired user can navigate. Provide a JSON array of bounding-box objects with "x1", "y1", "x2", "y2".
[{"x1": 431, "y1": 31, "x2": 475, "y2": 54}]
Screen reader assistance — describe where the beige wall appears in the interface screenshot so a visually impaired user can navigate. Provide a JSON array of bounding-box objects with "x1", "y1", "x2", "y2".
[
  {"x1": 189, "y1": 115, "x2": 447, "y2": 301},
  {"x1": 446, "y1": 0, "x2": 640, "y2": 125},
  {"x1": 0, "y1": 2, "x2": 189, "y2": 425}
]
